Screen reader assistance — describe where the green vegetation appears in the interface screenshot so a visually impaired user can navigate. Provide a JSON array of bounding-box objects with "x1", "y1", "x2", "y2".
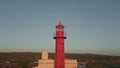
[
  {"x1": 0, "y1": 52, "x2": 41, "y2": 63},
  {"x1": 0, "y1": 52, "x2": 120, "y2": 68},
  {"x1": 87, "y1": 62, "x2": 120, "y2": 68}
]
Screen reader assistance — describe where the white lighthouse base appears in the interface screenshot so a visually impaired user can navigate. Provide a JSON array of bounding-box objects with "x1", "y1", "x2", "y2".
[{"x1": 33, "y1": 51, "x2": 78, "y2": 68}]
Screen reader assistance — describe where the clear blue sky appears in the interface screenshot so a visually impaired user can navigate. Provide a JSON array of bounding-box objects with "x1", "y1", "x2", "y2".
[{"x1": 0, "y1": 0, "x2": 120, "y2": 56}]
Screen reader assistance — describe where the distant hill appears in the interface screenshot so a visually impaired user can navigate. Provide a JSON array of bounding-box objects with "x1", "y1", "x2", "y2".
[
  {"x1": 0, "y1": 52, "x2": 120, "y2": 68},
  {"x1": 0, "y1": 52, "x2": 120, "y2": 62}
]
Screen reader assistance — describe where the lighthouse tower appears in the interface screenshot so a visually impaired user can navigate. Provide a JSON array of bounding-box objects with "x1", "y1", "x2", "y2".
[{"x1": 54, "y1": 22, "x2": 66, "y2": 68}]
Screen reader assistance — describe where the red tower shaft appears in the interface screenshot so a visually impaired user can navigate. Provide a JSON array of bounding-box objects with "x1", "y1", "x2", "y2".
[{"x1": 54, "y1": 22, "x2": 66, "y2": 68}]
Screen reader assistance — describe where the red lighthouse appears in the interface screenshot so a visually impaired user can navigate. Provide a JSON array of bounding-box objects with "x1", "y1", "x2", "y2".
[{"x1": 54, "y1": 22, "x2": 66, "y2": 68}]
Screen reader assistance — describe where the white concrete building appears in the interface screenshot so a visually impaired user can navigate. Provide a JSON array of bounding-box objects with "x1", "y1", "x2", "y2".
[{"x1": 33, "y1": 51, "x2": 78, "y2": 68}]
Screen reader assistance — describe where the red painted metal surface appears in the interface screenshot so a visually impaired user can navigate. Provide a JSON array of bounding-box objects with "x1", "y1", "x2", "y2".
[{"x1": 54, "y1": 22, "x2": 66, "y2": 68}]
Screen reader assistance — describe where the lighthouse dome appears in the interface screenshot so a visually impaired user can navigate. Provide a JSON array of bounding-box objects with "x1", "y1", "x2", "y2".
[{"x1": 56, "y1": 22, "x2": 64, "y2": 28}]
